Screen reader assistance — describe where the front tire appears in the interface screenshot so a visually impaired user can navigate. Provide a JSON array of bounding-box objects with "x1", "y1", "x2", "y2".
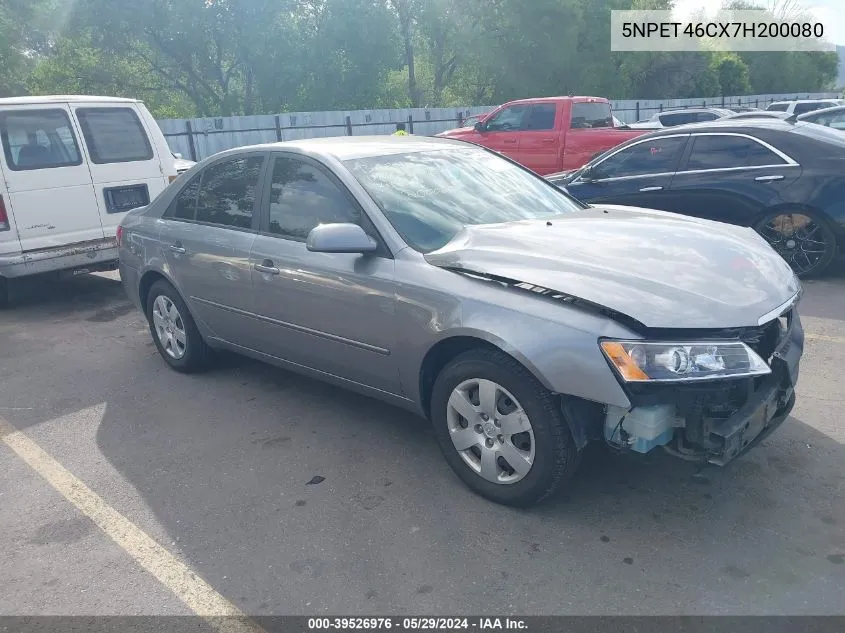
[
  {"x1": 753, "y1": 209, "x2": 837, "y2": 278},
  {"x1": 145, "y1": 280, "x2": 210, "y2": 373},
  {"x1": 430, "y1": 348, "x2": 580, "y2": 507}
]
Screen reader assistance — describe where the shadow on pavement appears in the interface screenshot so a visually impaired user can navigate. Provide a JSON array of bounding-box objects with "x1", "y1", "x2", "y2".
[{"x1": 3, "y1": 272, "x2": 127, "y2": 316}]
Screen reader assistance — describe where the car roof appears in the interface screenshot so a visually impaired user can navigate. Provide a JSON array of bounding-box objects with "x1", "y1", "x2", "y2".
[
  {"x1": 646, "y1": 118, "x2": 798, "y2": 135},
  {"x1": 503, "y1": 96, "x2": 609, "y2": 106},
  {"x1": 0, "y1": 95, "x2": 140, "y2": 106},
  {"x1": 222, "y1": 135, "x2": 473, "y2": 161}
]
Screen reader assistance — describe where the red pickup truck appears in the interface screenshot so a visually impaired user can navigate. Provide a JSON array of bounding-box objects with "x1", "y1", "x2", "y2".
[{"x1": 436, "y1": 96, "x2": 646, "y2": 175}]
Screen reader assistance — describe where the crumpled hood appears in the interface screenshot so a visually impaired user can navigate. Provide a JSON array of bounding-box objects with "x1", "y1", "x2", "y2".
[{"x1": 425, "y1": 205, "x2": 800, "y2": 329}]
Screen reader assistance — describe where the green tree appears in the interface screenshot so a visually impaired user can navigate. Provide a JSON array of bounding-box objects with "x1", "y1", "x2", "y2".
[{"x1": 712, "y1": 54, "x2": 751, "y2": 96}]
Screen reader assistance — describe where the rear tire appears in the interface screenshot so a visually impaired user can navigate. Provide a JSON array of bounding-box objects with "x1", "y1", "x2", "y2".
[
  {"x1": 145, "y1": 280, "x2": 210, "y2": 373},
  {"x1": 753, "y1": 209, "x2": 837, "y2": 278},
  {"x1": 430, "y1": 348, "x2": 580, "y2": 507}
]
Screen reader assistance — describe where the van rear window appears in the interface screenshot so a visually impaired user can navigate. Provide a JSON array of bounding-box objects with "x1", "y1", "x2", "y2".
[
  {"x1": 0, "y1": 109, "x2": 83, "y2": 171},
  {"x1": 76, "y1": 107, "x2": 154, "y2": 164}
]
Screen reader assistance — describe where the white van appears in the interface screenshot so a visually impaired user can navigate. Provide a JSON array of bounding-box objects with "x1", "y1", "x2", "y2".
[{"x1": 0, "y1": 95, "x2": 178, "y2": 306}]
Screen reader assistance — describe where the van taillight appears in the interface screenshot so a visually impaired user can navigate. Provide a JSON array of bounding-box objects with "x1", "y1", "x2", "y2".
[
  {"x1": 0, "y1": 195, "x2": 9, "y2": 231},
  {"x1": 116, "y1": 225, "x2": 123, "y2": 246}
]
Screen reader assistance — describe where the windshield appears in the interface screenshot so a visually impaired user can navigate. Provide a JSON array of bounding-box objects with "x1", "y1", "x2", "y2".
[{"x1": 344, "y1": 147, "x2": 586, "y2": 252}]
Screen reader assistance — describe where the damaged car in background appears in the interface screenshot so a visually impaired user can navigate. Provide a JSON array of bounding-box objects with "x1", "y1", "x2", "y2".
[{"x1": 118, "y1": 136, "x2": 804, "y2": 507}]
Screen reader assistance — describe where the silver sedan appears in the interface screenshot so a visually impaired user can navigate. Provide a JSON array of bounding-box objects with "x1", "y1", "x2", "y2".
[{"x1": 118, "y1": 136, "x2": 804, "y2": 507}]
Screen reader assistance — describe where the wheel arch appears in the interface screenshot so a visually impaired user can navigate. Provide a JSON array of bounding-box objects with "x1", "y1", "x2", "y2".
[{"x1": 418, "y1": 332, "x2": 555, "y2": 421}]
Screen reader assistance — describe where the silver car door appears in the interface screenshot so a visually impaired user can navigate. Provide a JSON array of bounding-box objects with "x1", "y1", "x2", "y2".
[
  {"x1": 249, "y1": 152, "x2": 401, "y2": 395},
  {"x1": 159, "y1": 152, "x2": 267, "y2": 345}
]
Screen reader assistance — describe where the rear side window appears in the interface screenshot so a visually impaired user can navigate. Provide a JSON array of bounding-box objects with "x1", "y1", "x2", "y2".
[
  {"x1": 792, "y1": 102, "x2": 833, "y2": 116},
  {"x1": 194, "y1": 156, "x2": 264, "y2": 228},
  {"x1": 685, "y1": 135, "x2": 786, "y2": 170},
  {"x1": 75, "y1": 107, "x2": 153, "y2": 164},
  {"x1": 570, "y1": 102, "x2": 613, "y2": 129},
  {"x1": 767, "y1": 103, "x2": 789, "y2": 112},
  {"x1": 0, "y1": 109, "x2": 82, "y2": 171},
  {"x1": 524, "y1": 104, "x2": 557, "y2": 131}
]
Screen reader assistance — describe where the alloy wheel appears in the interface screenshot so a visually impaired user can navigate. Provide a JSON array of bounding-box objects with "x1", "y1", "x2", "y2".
[{"x1": 757, "y1": 213, "x2": 832, "y2": 276}]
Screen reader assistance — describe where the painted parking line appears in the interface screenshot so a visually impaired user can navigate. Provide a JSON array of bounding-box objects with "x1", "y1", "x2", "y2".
[
  {"x1": 0, "y1": 416, "x2": 266, "y2": 633},
  {"x1": 804, "y1": 333, "x2": 845, "y2": 344}
]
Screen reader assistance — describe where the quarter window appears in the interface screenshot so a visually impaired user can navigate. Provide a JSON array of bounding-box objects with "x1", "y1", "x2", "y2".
[
  {"x1": 0, "y1": 109, "x2": 82, "y2": 171},
  {"x1": 767, "y1": 103, "x2": 789, "y2": 112},
  {"x1": 591, "y1": 137, "x2": 687, "y2": 179},
  {"x1": 76, "y1": 108, "x2": 154, "y2": 164},
  {"x1": 685, "y1": 135, "x2": 786, "y2": 170},
  {"x1": 658, "y1": 112, "x2": 697, "y2": 127},
  {"x1": 167, "y1": 174, "x2": 202, "y2": 220},
  {"x1": 267, "y1": 156, "x2": 360, "y2": 240}
]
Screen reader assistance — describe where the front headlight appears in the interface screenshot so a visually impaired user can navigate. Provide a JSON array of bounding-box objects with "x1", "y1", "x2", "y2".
[{"x1": 600, "y1": 340, "x2": 771, "y2": 382}]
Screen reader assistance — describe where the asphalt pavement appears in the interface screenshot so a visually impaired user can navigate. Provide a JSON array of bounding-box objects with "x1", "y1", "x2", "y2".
[{"x1": 1, "y1": 266, "x2": 843, "y2": 617}]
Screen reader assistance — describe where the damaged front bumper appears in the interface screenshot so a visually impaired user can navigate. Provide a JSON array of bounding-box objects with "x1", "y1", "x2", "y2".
[{"x1": 601, "y1": 306, "x2": 803, "y2": 466}]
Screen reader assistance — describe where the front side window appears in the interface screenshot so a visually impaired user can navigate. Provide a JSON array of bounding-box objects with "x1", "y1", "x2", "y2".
[
  {"x1": 0, "y1": 109, "x2": 82, "y2": 171},
  {"x1": 267, "y1": 156, "x2": 360, "y2": 241},
  {"x1": 484, "y1": 105, "x2": 529, "y2": 132},
  {"x1": 344, "y1": 147, "x2": 585, "y2": 253},
  {"x1": 194, "y1": 156, "x2": 263, "y2": 228},
  {"x1": 591, "y1": 136, "x2": 687, "y2": 180},
  {"x1": 76, "y1": 108, "x2": 153, "y2": 164},
  {"x1": 570, "y1": 102, "x2": 613, "y2": 129},
  {"x1": 685, "y1": 135, "x2": 785, "y2": 170}
]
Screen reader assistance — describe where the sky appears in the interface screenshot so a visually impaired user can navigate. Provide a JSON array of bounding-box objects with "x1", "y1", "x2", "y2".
[{"x1": 672, "y1": 0, "x2": 845, "y2": 47}]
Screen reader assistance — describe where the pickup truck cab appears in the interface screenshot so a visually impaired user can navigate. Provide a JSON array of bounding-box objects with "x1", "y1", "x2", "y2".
[{"x1": 436, "y1": 96, "x2": 645, "y2": 175}]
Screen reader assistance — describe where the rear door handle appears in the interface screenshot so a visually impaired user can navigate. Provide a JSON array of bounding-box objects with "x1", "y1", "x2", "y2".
[
  {"x1": 254, "y1": 259, "x2": 280, "y2": 275},
  {"x1": 169, "y1": 243, "x2": 186, "y2": 254},
  {"x1": 502, "y1": 139, "x2": 517, "y2": 144},
  {"x1": 755, "y1": 174, "x2": 784, "y2": 182},
  {"x1": 541, "y1": 138, "x2": 555, "y2": 143},
  {"x1": 639, "y1": 186, "x2": 663, "y2": 192}
]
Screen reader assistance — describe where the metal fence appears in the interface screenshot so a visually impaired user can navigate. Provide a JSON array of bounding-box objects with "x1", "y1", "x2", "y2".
[{"x1": 158, "y1": 92, "x2": 839, "y2": 162}]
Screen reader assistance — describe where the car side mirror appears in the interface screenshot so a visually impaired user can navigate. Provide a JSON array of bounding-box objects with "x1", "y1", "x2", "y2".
[
  {"x1": 306, "y1": 223, "x2": 378, "y2": 254},
  {"x1": 580, "y1": 165, "x2": 595, "y2": 181},
  {"x1": 172, "y1": 152, "x2": 183, "y2": 159},
  {"x1": 474, "y1": 121, "x2": 485, "y2": 132}
]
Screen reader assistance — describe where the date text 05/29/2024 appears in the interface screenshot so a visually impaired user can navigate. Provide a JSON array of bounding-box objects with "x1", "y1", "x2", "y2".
[{"x1": 307, "y1": 617, "x2": 528, "y2": 630}]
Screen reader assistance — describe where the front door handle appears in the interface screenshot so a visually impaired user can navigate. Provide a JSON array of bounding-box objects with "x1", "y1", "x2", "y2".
[
  {"x1": 169, "y1": 243, "x2": 186, "y2": 254},
  {"x1": 755, "y1": 174, "x2": 784, "y2": 182},
  {"x1": 541, "y1": 138, "x2": 555, "y2": 143},
  {"x1": 502, "y1": 139, "x2": 517, "y2": 144},
  {"x1": 639, "y1": 186, "x2": 663, "y2": 192},
  {"x1": 254, "y1": 259, "x2": 280, "y2": 275}
]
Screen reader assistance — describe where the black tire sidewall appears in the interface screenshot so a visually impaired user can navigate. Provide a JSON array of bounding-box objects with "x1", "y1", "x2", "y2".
[
  {"x1": 145, "y1": 280, "x2": 206, "y2": 372},
  {"x1": 430, "y1": 350, "x2": 577, "y2": 507},
  {"x1": 754, "y1": 209, "x2": 837, "y2": 278}
]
